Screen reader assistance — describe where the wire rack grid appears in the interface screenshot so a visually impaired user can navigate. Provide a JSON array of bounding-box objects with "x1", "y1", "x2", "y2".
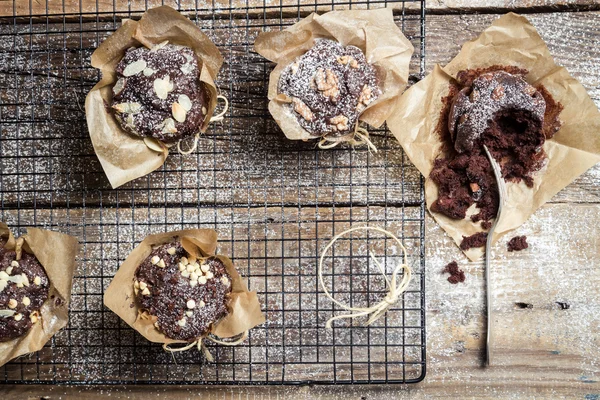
[{"x1": 0, "y1": 0, "x2": 426, "y2": 385}]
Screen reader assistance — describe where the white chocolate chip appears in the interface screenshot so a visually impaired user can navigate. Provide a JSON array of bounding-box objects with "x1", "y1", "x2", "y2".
[
  {"x1": 11, "y1": 261, "x2": 19, "y2": 268},
  {"x1": 151, "y1": 256, "x2": 160, "y2": 265},
  {"x1": 139, "y1": 281, "x2": 147, "y2": 290},
  {"x1": 14, "y1": 313, "x2": 23, "y2": 322},
  {"x1": 143, "y1": 67, "x2": 156, "y2": 77},
  {"x1": 134, "y1": 280, "x2": 140, "y2": 289},
  {"x1": 181, "y1": 257, "x2": 189, "y2": 265},
  {"x1": 198, "y1": 300, "x2": 205, "y2": 308},
  {"x1": 16, "y1": 283, "x2": 23, "y2": 288},
  {"x1": 167, "y1": 247, "x2": 176, "y2": 255},
  {"x1": 5, "y1": 266, "x2": 12, "y2": 275},
  {"x1": 177, "y1": 94, "x2": 192, "y2": 111},
  {"x1": 177, "y1": 318, "x2": 187, "y2": 327},
  {"x1": 186, "y1": 311, "x2": 193, "y2": 317},
  {"x1": 189, "y1": 280, "x2": 198, "y2": 288},
  {"x1": 34, "y1": 276, "x2": 41, "y2": 286},
  {"x1": 123, "y1": 59, "x2": 147, "y2": 77},
  {"x1": 8, "y1": 299, "x2": 17, "y2": 309},
  {"x1": 190, "y1": 272, "x2": 199, "y2": 281},
  {"x1": 153, "y1": 75, "x2": 174, "y2": 100},
  {"x1": 150, "y1": 40, "x2": 169, "y2": 52},
  {"x1": 141, "y1": 287, "x2": 151, "y2": 296},
  {"x1": 157, "y1": 259, "x2": 166, "y2": 268},
  {"x1": 186, "y1": 265, "x2": 195, "y2": 273},
  {"x1": 22, "y1": 297, "x2": 31, "y2": 306},
  {"x1": 220, "y1": 276, "x2": 230, "y2": 286},
  {"x1": 172, "y1": 102, "x2": 187, "y2": 123},
  {"x1": 205, "y1": 271, "x2": 214, "y2": 280},
  {"x1": 30, "y1": 313, "x2": 38, "y2": 324},
  {"x1": 178, "y1": 263, "x2": 186, "y2": 272},
  {"x1": 186, "y1": 300, "x2": 196, "y2": 309},
  {"x1": 201, "y1": 106, "x2": 207, "y2": 115},
  {"x1": 198, "y1": 276, "x2": 207, "y2": 285},
  {"x1": 0, "y1": 271, "x2": 8, "y2": 280},
  {"x1": 154, "y1": 321, "x2": 160, "y2": 328},
  {"x1": 200, "y1": 264, "x2": 210, "y2": 273},
  {"x1": 181, "y1": 270, "x2": 190, "y2": 278}
]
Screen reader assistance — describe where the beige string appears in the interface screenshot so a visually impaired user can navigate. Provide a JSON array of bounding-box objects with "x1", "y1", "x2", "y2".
[
  {"x1": 162, "y1": 330, "x2": 248, "y2": 362},
  {"x1": 318, "y1": 226, "x2": 412, "y2": 329},
  {"x1": 318, "y1": 124, "x2": 377, "y2": 153},
  {"x1": 176, "y1": 95, "x2": 229, "y2": 155},
  {"x1": 209, "y1": 95, "x2": 229, "y2": 123}
]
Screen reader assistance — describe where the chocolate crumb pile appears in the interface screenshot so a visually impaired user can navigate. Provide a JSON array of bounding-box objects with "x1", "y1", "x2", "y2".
[
  {"x1": 442, "y1": 261, "x2": 465, "y2": 284},
  {"x1": 507, "y1": 235, "x2": 528, "y2": 252},
  {"x1": 278, "y1": 39, "x2": 380, "y2": 138},
  {"x1": 112, "y1": 42, "x2": 209, "y2": 143},
  {"x1": 134, "y1": 241, "x2": 232, "y2": 341},
  {"x1": 430, "y1": 66, "x2": 563, "y2": 250},
  {"x1": 460, "y1": 232, "x2": 488, "y2": 251},
  {"x1": 0, "y1": 239, "x2": 50, "y2": 342}
]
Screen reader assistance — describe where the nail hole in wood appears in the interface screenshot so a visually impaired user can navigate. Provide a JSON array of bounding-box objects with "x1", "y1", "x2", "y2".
[{"x1": 515, "y1": 302, "x2": 533, "y2": 309}]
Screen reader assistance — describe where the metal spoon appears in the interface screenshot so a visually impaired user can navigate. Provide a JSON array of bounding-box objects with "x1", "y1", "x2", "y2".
[{"x1": 483, "y1": 144, "x2": 506, "y2": 367}]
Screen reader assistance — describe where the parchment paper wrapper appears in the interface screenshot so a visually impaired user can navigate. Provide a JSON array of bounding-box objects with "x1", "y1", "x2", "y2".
[
  {"x1": 104, "y1": 229, "x2": 265, "y2": 348},
  {"x1": 388, "y1": 13, "x2": 600, "y2": 261},
  {"x1": 254, "y1": 8, "x2": 413, "y2": 142},
  {"x1": 85, "y1": 5, "x2": 224, "y2": 189},
  {"x1": 0, "y1": 223, "x2": 78, "y2": 367}
]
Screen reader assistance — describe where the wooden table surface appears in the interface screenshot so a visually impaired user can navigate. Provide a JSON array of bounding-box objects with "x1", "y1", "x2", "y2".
[{"x1": 1, "y1": 0, "x2": 599, "y2": 399}]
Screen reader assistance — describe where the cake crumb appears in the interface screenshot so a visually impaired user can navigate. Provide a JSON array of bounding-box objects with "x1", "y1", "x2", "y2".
[
  {"x1": 507, "y1": 235, "x2": 528, "y2": 252},
  {"x1": 460, "y1": 232, "x2": 488, "y2": 250},
  {"x1": 442, "y1": 261, "x2": 465, "y2": 284}
]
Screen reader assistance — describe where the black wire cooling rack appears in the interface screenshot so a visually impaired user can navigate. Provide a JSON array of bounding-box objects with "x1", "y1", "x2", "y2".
[{"x1": 0, "y1": 0, "x2": 426, "y2": 385}]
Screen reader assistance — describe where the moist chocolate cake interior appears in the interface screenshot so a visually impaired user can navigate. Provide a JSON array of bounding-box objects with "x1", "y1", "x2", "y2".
[{"x1": 430, "y1": 66, "x2": 563, "y2": 249}]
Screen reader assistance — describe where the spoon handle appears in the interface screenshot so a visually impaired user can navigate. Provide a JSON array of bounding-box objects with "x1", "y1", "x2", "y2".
[{"x1": 483, "y1": 145, "x2": 506, "y2": 367}]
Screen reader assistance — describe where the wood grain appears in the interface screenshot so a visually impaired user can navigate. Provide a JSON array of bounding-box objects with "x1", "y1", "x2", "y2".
[
  {"x1": 1, "y1": 0, "x2": 600, "y2": 18},
  {"x1": 0, "y1": 5, "x2": 599, "y2": 400}
]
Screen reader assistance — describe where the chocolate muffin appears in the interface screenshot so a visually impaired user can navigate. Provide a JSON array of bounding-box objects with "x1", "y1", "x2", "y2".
[
  {"x1": 0, "y1": 239, "x2": 50, "y2": 342},
  {"x1": 134, "y1": 241, "x2": 232, "y2": 341},
  {"x1": 111, "y1": 42, "x2": 210, "y2": 143},
  {"x1": 278, "y1": 39, "x2": 381, "y2": 138},
  {"x1": 429, "y1": 66, "x2": 563, "y2": 249},
  {"x1": 448, "y1": 70, "x2": 546, "y2": 154}
]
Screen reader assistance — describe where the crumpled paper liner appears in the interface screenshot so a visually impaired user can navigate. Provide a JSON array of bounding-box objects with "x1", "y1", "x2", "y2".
[
  {"x1": 254, "y1": 8, "x2": 414, "y2": 142},
  {"x1": 0, "y1": 223, "x2": 79, "y2": 367},
  {"x1": 388, "y1": 13, "x2": 600, "y2": 261},
  {"x1": 86, "y1": 5, "x2": 224, "y2": 189},
  {"x1": 103, "y1": 229, "x2": 265, "y2": 347}
]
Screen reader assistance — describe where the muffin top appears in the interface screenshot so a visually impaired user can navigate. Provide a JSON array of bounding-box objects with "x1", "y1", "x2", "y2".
[
  {"x1": 278, "y1": 39, "x2": 380, "y2": 138},
  {"x1": 112, "y1": 42, "x2": 209, "y2": 143},
  {"x1": 134, "y1": 241, "x2": 231, "y2": 341},
  {"x1": 0, "y1": 240, "x2": 49, "y2": 342}
]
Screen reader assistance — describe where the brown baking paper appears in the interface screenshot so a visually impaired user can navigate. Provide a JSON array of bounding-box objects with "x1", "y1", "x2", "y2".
[
  {"x1": 388, "y1": 13, "x2": 600, "y2": 261},
  {"x1": 85, "y1": 5, "x2": 224, "y2": 189},
  {"x1": 254, "y1": 8, "x2": 414, "y2": 143},
  {"x1": 0, "y1": 223, "x2": 78, "y2": 367},
  {"x1": 103, "y1": 229, "x2": 265, "y2": 349}
]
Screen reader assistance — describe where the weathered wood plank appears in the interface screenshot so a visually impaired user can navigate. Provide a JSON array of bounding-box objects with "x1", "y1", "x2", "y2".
[{"x1": 1, "y1": 0, "x2": 600, "y2": 18}]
